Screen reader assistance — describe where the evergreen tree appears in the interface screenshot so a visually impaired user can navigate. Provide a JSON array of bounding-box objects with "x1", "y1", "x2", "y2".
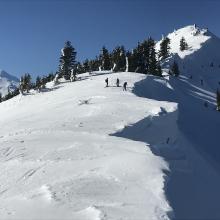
[
  {"x1": 0, "y1": 92, "x2": 2, "y2": 103},
  {"x1": 47, "y1": 72, "x2": 55, "y2": 82},
  {"x1": 180, "y1": 37, "x2": 188, "y2": 51},
  {"x1": 83, "y1": 59, "x2": 90, "y2": 73},
  {"x1": 88, "y1": 57, "x2": 100, "y2": 72},
  {"x1": 100, "y1": 46, "x2": 111, "y2": 70},
  {"x1": 126, "y1": 50, "x2": 139, "y2": 72},
  {"x1": 59, "y1": 41, "x2": 77, "y2": 80},
  {"x1": 76, "y1": 62, "x2": 84, "y2": 74},
  {"x1": 217, "y1": 89, "x2": 220, "y2": 111},
  {"x1": 135, "y1": 42, "x2": 145, "y2": 73},
  {"x1": 171, "y1": 61, "x2": 180, "y2": 77},
  {"x1": 159, "y1": 37, "x2": 170, "y2": 60},
  {"x1": 141, "y1": 39, "x2": 151, "y2": 73},
  {"x1": 25, "y1": 73, "x2": 31, "y2": 92},
  {"x1": 149, "y1": 46, "x2": 157, "y2": 74},
  {"x1": 156, "y1": 63, "x2": 162, "y2": 77},
  {"x1": 111, "y1": 46, "x2": 126, "y2": 72},
  {"x1": 20, "y1": 73, "x2": 31, "y2": 93},
  {"x1": 148, "y1": 39, "x2": 161, "y2": 75},
  {"x1": 41, "y1": 76, "x2": 47, "y2": 89},
  {"x1": 35, "y1": 76, "x2": 41, "y2": 91}
]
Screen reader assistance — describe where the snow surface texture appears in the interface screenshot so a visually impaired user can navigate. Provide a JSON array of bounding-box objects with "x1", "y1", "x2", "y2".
[
  {"x1": 1, "y1": 25, "x2": 220, "y2": 219},
  {"x1": 0, "y1": 70, "x2": 19, "y2": 96},
  {"x1": 0, "y1": 72, "x2": 173, "y2": 219}
]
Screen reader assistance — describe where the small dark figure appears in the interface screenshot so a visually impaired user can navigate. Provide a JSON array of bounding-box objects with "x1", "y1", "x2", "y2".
[
  {"x1": 204, "y1": 101, "x2": 208, "y2": 108},
  {"x1": 105, "y1": 78, "x2": 108, "y2": 87},
  {"x1": 123, "y1": 82, "x2": 127, "y2": 91},
  {"x1": 201, "y1": 79, "x2": 204, "y2": 86},
  {"x1": 218, "y1": 81, "x2": 220, "y2": 85},
  {"x1": 116, "y1": 78, "x2": 120, "y2": 87},
  {"x1": 166, "y1": 137, "x2": 170, "y2": 144},
  {"x1": 189, "y1": 75, "x2": 192, "y2": 79}
]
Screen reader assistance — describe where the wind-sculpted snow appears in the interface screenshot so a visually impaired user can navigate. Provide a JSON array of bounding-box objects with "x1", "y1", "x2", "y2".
[
  {"x1": 0, "y1": 72, "x2": 174, "y2": 220},
  {"x1": 133, "y1": 73, "x2": 220, "y2": 219}
]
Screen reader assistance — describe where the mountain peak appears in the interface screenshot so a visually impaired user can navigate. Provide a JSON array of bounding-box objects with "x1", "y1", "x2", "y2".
[
  {"x1": 0, "y1": 70, "x2": 19, "y2": 82},
  {"x1": 0, "y1": 70, "x2": 19, "y2": 96}
]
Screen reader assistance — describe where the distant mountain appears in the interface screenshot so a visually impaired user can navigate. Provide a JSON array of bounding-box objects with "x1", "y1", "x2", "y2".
[{"x1": 0, "y1": 70, "x2": 19, "y2": 96}]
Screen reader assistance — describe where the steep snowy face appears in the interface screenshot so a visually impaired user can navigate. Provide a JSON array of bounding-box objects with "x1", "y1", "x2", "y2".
[
  {"x1": 158, "y1": 25, "x2": 211, "y2": 59},
  {"x1": 157, "y1": 25, "x2": 220, "y2": 89},
  {"x1": 0, "y1": 70, "x2": 19, "y2": 96}
]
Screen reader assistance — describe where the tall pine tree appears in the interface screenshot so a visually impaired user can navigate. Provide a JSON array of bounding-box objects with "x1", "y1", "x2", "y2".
[
  {"x1": 100, "y1": 46, "x2": 111, "y2": 70},
  {"x1": 35, "y1": 76, "x2": 41, "y2": 91},
  {"x1": 111, "y1": 46, "x2": 126, "y2": 72},
  {"x1": 158, "y1": 37, "x2": 170, "y2": 60},
  {"x1": 180, "y1": 37, "x2": 188, "y2": 51},
  {"x1": 59, "y1": 41, "x2": 77, "y2": 80}
]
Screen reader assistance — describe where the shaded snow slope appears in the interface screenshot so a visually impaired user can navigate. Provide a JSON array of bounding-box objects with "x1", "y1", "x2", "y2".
[
  {"x1": 0, "y1": 70, "x2": 19, "y2": 96},
  {"x1": 134, "y1": 74, "x2": 220, "y2": 219},
  {"x1": 0, "y1": 72, "x2": 175, "y2": 220}
]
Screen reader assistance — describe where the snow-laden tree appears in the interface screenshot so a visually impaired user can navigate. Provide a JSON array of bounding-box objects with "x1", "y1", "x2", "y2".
[
  {"x1": 111, "y1": 46, "x2": 126, "y2": 72},
  {"x1": 59, "y1": 41, "x2": 77, "y2": 80},
  {"x1": 20, "y1": 73, "x2": 31, "y2": 93},
  {"x1": 180, "y1": 37, "x2": 188, "y2": 51},
  {"x1": 99, "y1": 46, "x2": 111, "y2": 70},
  {"x1": 158, "y1": 37, "x2": 170, "y2": 60}
]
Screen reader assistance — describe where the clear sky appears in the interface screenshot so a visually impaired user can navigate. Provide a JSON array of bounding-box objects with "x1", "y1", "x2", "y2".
[{"x1": 0, "y1": 0, "x2": 220, "y2": 78}]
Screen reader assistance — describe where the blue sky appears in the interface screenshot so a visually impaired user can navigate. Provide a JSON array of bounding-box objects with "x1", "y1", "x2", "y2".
[{"x1": 0, "y1": 0, "x2": 220, "y2": 78}]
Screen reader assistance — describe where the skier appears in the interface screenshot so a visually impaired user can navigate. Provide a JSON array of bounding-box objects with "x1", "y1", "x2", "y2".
[
  {"x1": 201, "y1": 79, "x2": 204, "y2": 86},
  {"x1": 105, "y1": 78, "x2": 109, "y2": 87},
  {"x1": 123, "y1": 82, "x2": 127, "y2": 91},
  {"x1": 116, "y1": 78, "x2": 120, "y2": 87}
]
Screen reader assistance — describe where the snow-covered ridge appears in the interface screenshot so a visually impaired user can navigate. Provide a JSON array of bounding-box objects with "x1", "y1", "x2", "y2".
[
  {"x1": 0, "y1": 71, "x2": 176, "y2": 220},
  {"x1": 156, "y1": 25, "x2": 214, "y2": 59},
  {"x1": 0, "y1": 70, "x2": 19, "y2": 96},
  {"x1": 157, "y1": 25, "x2": 220, "y2": 91}
]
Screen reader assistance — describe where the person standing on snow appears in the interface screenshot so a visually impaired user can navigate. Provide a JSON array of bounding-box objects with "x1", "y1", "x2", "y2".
[
  {"x1": 105, "y1": 78, "x2": 109, "y2": 87},
  {"x1": 116, "y1": 78, "x2": 120, "y2": 87},
  {"x1": 123, "y1": 82, "x2": 127, "y2": 91}
]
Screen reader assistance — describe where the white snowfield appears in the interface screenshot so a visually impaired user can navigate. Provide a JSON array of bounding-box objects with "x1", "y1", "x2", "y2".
[
  {"x1": 0, "y1": 72, "x2": 175, "y2": 220},
  {"x1": 1, "y1": 25, "x2": 220, "y2": 220}
]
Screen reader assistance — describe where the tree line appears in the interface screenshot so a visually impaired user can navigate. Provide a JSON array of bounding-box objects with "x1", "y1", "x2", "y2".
[{"x1": 1, "y1": 34, "x2": 220, "y2": 111}]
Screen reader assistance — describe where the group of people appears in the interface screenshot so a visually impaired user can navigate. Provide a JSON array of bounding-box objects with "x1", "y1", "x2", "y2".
[{"x1": 105, "y1": 78, "x2": 127, "y2": 91}]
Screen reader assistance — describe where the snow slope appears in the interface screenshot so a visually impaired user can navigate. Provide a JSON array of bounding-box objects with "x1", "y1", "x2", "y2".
[
  {"x1": 0, "y1": 70, "x2": 19, "y2": 96},
  {"x1": 150, "y1": 25, "x2": 220, "y2": 219},
  {"x1": 1, "y1": 25, "x2": 220, "y2": 220},
  {"x1": 0, "y1": 72, "x2": 175, "y2": 220},
  {"x1": 157, "y1": 25, "x2": 220, "y2": 89}
]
